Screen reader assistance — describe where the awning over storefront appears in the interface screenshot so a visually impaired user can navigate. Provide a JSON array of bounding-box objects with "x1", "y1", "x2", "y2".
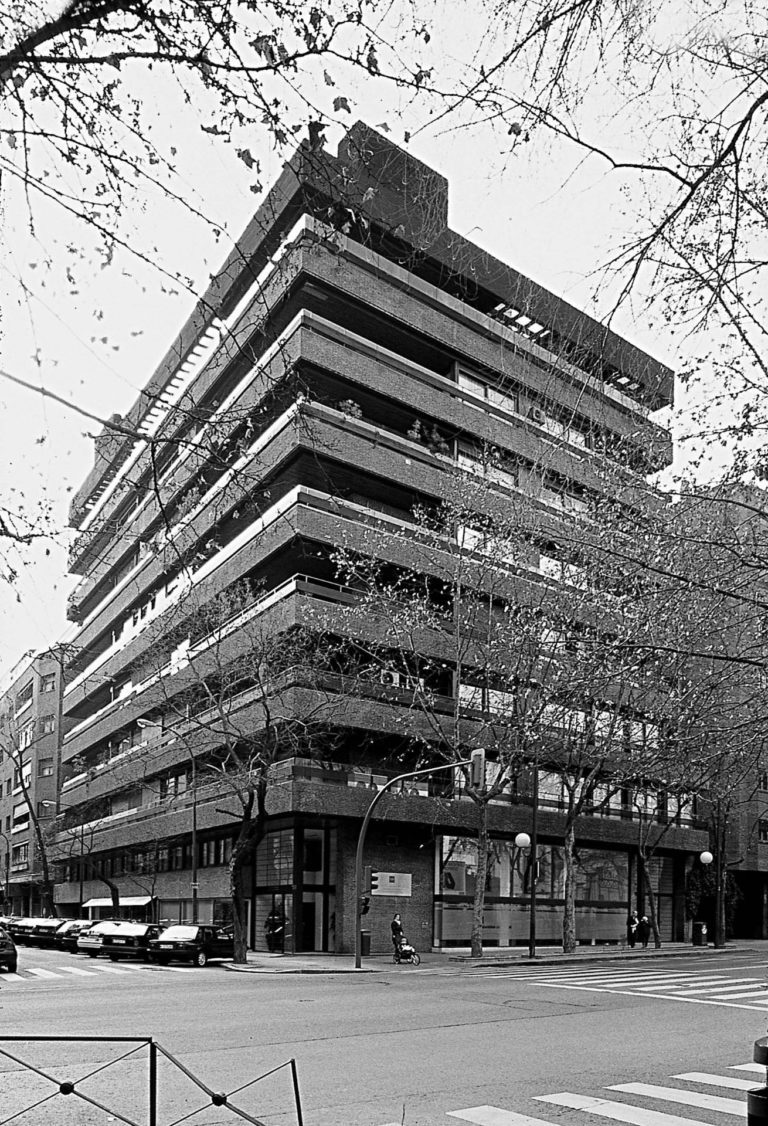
[{"x1": 82, "y1": 896, "x2": 153, "y2": 908}]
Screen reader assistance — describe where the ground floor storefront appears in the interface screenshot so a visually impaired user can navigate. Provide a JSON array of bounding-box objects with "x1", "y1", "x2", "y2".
[{"x1": 52, "y1": 814, "x2": 697, "y2": 951}]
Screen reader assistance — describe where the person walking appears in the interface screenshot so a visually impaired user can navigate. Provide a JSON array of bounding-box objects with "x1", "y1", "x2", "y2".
[
  {"x1": 638, "y1": 915, "x2": 651, "y2": 949},
  {"x1": 391, "y1": 912, "x2": 404, "y2": 953},
  {"x1": 626, "y1": 910, "x2": 639, "y2": 948}
]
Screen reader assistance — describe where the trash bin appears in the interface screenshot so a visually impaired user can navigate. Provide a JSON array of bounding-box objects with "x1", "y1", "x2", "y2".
[
  {"x1": 692, "y1": 921, "x2": 708, "y2": 946},
  {"x1": 360, "y1": 931, "x2": 371, "y2": 957}
]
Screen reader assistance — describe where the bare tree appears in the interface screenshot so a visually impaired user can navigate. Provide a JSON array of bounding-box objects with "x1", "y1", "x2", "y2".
[{"x1": 130, "y1": 579, "x2": 346, "y2": 961}]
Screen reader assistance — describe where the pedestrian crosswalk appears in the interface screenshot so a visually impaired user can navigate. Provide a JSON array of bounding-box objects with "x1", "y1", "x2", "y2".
[
  {"x1": 0, "y1": 961, "x2": 196, "y2": 986},
  {"x1": 376, "y1": 1061, "x2": 766, "y2": 1126},
  {"x1": 450, "y1": 963, "x2": 768, "y2": 1012}
]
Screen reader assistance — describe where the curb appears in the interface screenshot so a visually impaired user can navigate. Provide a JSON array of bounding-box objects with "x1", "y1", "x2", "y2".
[
  {"x1": 446, "y1": 945, "x2": 732, "y2": 970},
  {"x1": 220, "y1": 944, "x2": 737, "y2": 975}
]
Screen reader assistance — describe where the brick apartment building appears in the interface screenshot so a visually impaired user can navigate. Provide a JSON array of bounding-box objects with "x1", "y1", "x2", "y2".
[
  {"x1": 54, "y1": 123, "x2": 709, "y2": 952},
  {"x1": 0, "y1": 650, "x2": 63, "y2": 915}
]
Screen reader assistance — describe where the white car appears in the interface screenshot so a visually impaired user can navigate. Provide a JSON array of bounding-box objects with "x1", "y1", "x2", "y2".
[{"x1": 76, "y1": 920, "x2": 129, "y2": 957}]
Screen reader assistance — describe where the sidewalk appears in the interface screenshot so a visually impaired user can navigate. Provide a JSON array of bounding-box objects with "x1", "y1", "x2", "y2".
[{"x1": 223, "y1": 939, "x2": 764, "y2": 974}]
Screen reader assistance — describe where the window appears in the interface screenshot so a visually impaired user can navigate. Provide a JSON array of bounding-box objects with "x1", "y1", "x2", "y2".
[
  {"x1": 109, "y1": 788, "x2": 140, "y2": 816},
  {"x1": 18, "y1": 721, "x2": 35, "y2": 750},
  {"x1": 15, "y1": 682, "x2": 33, "y2": 712},
  {"x1": 13, "y1": 763, "x2": 31, "y2": 791},
  {"x1": 4, "y1": 779, "x2": 10, "y2": 796},
  {"x1": 38, "y1": 759, "x2": 54, "y2": 777},
  {"x1": 39, "y1": 715, "x2": 55, "y2": 735},
  {"x1": 759, "y1": 820, "x2": 768, "y2": 844},
  {"x1": 11, "y1": 843, "x2": 29, "y2": 866},
  {"x1": 40, "y1": 673, "x2": 56, "y2": 693},
  {"x1": 12, "y1": 802, "x2": 30, "y2": 830},
  {"x1": 457, "y1": 440, "x2": 519, "y2": 491},
  {"x1": 457, "y1": 367, "x2": 519, "y2": 415},
  {"x1": 760, "y1": 771, "x2": 768, "y2": 792}
]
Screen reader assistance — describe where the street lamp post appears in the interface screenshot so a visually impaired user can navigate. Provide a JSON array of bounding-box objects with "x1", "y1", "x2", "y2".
[
  {"x1": 0, "y1": 829, "x2": 11, "y2": 913},
  {"x1": 354, "y1": 757, "x2": 484, "y2": 969},
  {"x1": 41, "y1": 801, "x2": 84, "y2": 912},
  {"x1": 699, "y1": 845, "x2": 724, "y2": 947},
  {"x1": 528, "y1": 748, "x2": 539, "y2": 959}
]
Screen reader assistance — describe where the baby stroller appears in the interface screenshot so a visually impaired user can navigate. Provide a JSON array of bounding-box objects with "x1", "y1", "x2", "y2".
[{"x1": 392, "y1": 938, "x2": 420, "y2": 966}]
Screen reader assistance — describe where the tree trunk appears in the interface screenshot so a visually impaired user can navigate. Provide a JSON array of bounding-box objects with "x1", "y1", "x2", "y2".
[
  {"x1": 229, "y1": 851, "x2": 249, "y2": 964},
  {"x1": 470, "y1": 802, "x2": 489, "y2": 958},
  {"x1": 562, "y1": 820, "x2": 577, "y2": 953},
  {"x1": 640, "y1": 855, "x2": 661, "y2": 948}
]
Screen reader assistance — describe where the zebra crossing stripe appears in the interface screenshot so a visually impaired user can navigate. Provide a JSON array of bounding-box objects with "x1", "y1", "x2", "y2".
[
  {"x1": 535, "y1": 1091, "x2": 717, "y2": 1126},
  {"x1": 0, "y1": 973, "x2": 25, "y2": 984},
  {"x1": 711, "y1": 989, "x2": 768, "y2": 1000},
  {"x1": 668, "y1": 980, "x2": 762, "y2": 994},
  {"x1": 562, "y1": 972, "x2": 731, "y2": 985},
  {"x1": 672, "y1": 1072, "x2": 758, "y2": 1091},
  {"x1": 25, "y1": 968, "x2": 62, "y2": 979},
  {"x1": 449, "y1": 1108, "x2": 557, "y2": 1125},
  {"x1": 732, "y1": 1064, "x2": 765, "y2": 1073},
  {"x1": 55, "y1": 966, "x2": 98, "y2": 976},
  {"x1": 608, "y1": 1082, "x2": 745, "y2": 1115},
  {"x1": 88, "y1": 964, "x2": 132, "y2": 974}
]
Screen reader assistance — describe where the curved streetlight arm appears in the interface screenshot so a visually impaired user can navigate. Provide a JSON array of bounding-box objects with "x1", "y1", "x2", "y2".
[{"x1": 353, "y1": 759, "x2": 474, "y2": 969}]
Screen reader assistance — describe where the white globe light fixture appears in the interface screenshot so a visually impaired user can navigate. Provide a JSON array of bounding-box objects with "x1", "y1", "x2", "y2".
[
  {"x1": 700, "y1": 851, "x2": 714, "y2": 865},
  {"x1": 514, "y1": 832, "x2": 531, "y2": 849}
]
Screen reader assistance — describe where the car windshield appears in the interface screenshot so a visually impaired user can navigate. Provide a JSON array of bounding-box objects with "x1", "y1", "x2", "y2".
[{"x1": 158, "y1": 926, "x2": 199, "y2": 940}]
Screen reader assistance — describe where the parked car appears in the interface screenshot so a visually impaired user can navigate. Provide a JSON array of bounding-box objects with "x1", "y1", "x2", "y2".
[
  {"x1": 0, "y1": 925, "x2": 17, "y2": 973},
  {"x1": 53, "y1": 920, "x2": 93, "y2": 953},
  {"x1": 8, "y1": 917, "x2": 47, "y2": 944},
  {"x1": 149, "y1": 925, "x2": 235, "y2": 967},
  {"x1": 30, "y1": 919, "x2": 68, "y2": 946},
  {"x1": 101, "y1": 923, "x2": 160, "y2": 962},
  {"x1": 76, "y1": 920, "x2": 126, "y2": 957}
]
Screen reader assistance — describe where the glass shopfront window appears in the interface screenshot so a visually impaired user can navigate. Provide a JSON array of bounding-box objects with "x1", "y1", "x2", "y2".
[{"x1": 434, "y1": 835, "x2": 631, "y2": 947}]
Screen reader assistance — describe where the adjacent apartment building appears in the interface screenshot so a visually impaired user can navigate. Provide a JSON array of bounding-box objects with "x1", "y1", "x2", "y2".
[
  {"x1": 0, "y1": 650, "x2": 63, "y2": 915},
  {"x1": 54, "y1": 123, "x2": 709, "y2": 951}
]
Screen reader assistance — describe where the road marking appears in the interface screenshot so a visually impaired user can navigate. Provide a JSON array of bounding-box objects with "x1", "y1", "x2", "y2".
[
  {"x1": 666, "y1": 980, "x2": 762, "y2": 994},
  {"x1": 0, "y1": 973, "x2": 25, "y2": 984},
  {"x1": 25, "y1": 968, "x2": 63, "y2": 979},
  {"x1": 55, "y1": 966, "x2": 99, "y2": 976},
  {"x1": 608, "y1": 1082, "x2": 745, "y2": 1115},
  {"x1": 449, "y1": 1109, "x2": 557, "y2": 1126},
  {"x1": 88, "y1": 964, "x2": 133, "y2": 975},
  {"x1": 732, "y1": 1064, "x2": 765, "y2": 1073},
  {"x1": 536, "y1": 1091, "x2": 716, "y2": 1126},
  {"x1": 672, "y1": 1072, "x2": 757, "y2": 1091},
  {"x1": 711, "y1": 988, "x2": 768, "y2": 999}
]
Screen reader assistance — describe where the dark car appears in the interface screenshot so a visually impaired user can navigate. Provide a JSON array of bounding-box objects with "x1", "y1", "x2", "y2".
[
  {"x1": 8, "y1": 917, "x2": 46, "y2": 944},
  {"x1": 101, "y1": 922, "x2": 161, "y2": 962},
  {"x1": 149, "y1": 924, "x2": 235, "y2": 967},
  {"x1": 54, "y1": 920, "x2": 93, "y2": 953},
  {"x1": 31, "y1": 919, "x2": 68, "y2": 946},
  {"x1": 0, "y1": 926, "x2": 18, "y2": 973}
]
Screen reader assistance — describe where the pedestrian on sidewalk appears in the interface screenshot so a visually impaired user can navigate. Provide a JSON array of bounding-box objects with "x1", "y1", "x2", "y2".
[
  {"x1": 627, "y1": 910, "x2": 639, "y2": 948},
  {"x1": 391, "y1": 913, "x2": 404, "y2": 954},
  {"x1": 638, "y1": 916, "x2": 651, "y2": 948}
]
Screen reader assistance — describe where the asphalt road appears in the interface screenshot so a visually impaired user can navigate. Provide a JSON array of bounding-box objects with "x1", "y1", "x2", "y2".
[{"x1": 0, "y1": 945, "x2": 766, "y2": 1126}]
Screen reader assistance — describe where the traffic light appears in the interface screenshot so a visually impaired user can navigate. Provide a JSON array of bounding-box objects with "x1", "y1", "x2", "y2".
[
  {"x1": 363, "y1": 865, "x2": 380, "y2": 894},
  {"x1": 360, "y1": 895, "x2": 371, "y2": 916},
  {"x1": 470, "y1": 748, "x2": 486, "y2": 787},
  {"x1": 370, "y1": 868, "x2": 379, "y2": 892}
]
